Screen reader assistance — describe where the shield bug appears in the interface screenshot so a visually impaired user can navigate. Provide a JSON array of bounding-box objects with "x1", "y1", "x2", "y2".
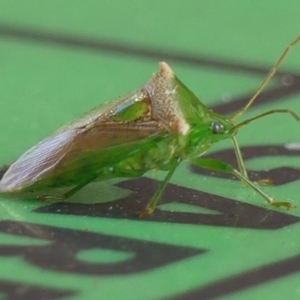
[{"x1": 0, "y1": 35, "x2": 299, "y2": 217}]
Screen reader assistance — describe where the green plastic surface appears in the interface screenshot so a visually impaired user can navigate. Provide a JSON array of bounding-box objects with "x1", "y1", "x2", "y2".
[{"x1": 0, "y1": 1, "x2": 300, "y2": 299}]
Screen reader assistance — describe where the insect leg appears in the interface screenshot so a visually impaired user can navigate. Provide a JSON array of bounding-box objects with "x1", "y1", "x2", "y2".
[
  {"x1": 62, "y1": 175, "x2": 98, "y2": 199},
  {"x1": 191, "y1": 157, "x2": 293, "y2": 209},
  {"x1": 39, "y1": 175, "x2": 97, "y2": 201},
  {"x1": 231, "y1": 136, "x2": 248, "y2": 178},
  {"x1": 231, "y1": 136, "x2": 272, "y2": 186},
  {"x1": 139, "y1": 158, "x2": 181, "y2": 218}
]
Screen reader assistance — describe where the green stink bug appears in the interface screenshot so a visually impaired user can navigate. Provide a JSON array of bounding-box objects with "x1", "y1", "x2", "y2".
[{"x1": 0, "y1": 35, "x2": 299, "y2": 217}]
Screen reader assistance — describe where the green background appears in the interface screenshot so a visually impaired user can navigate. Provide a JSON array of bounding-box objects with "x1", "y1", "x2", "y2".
[{"x1": 0, "y1": 1, "x2": 300, "y2": 299}]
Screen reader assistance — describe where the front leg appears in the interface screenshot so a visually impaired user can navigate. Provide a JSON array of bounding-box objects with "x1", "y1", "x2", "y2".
[{"x1": 191, "y1": 157, "x2": 293, "y2": 209}]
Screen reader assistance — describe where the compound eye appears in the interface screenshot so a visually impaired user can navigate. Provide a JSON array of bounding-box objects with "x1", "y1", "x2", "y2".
[{"x1": 212, "y1": 122, "x2": 223, "y2": 134}]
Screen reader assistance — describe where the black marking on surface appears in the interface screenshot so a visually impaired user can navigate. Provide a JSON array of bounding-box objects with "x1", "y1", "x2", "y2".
[{"x1": 35, "y1": 177, "x2": 300, "y2": 230}]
